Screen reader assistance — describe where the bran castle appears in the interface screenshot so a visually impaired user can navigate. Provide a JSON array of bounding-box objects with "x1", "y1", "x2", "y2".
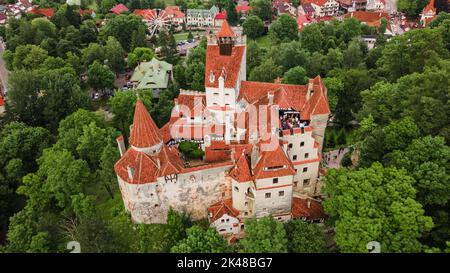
[{"x1": 114, "y1": 21, "x2": 331, "y2": 238}]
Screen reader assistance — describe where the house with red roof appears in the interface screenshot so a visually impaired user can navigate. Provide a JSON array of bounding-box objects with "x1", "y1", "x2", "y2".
[
  {"x1": 344, "y1": 11, "x2": 393, "y2": 35},
  {"x1": 297, "y1": 13, "x2": 312, "y2": 31},
  {"x1": 236, "y1": 4, "x2": 252, "y2": 18},
  {"x1": 0, "y1": 95, "x2": 5, "y2": 115},
  {"x1": 301, "y1": 0, "x2": 340, "y2": 17},
  {"x1": 29, "y1": 7, "x2": 54, "y2": 18},
  {"x1": 273, "y1": 0, "x2": 297, "y2": 17},
  {"x1": 114, "y1": 21, "x2": 330, "y2": 235},
  {"x1": 420, "y1": 0, "x2": 437, "y2": 27},
  {"x1": 214, "y1": 10, "x2": 227, "y2": 27},
  {"x1": 110, "y1": 3, "x2": 129, "y2": 15}
]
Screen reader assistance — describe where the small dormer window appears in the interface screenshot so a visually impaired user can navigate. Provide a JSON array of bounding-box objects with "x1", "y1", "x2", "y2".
[{"x1": 209, "y1": 71, "x2": 215, "y2": 83}]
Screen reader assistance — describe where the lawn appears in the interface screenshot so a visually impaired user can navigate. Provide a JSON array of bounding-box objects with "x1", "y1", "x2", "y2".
[
  {"x1": 254, "y1": 35, "x2": 272, "y2": 48},
  {"x1": 174, "y1": 30, "x2": 200, "y2": 42}
]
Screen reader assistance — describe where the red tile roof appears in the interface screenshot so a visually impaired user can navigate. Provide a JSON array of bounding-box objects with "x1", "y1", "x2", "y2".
[
  {"x1": 344, "y1": 11, "x2": 390, "y2": 27},
  {"x1": 253, "y1": 144, "x2": 296, "y2": 179},
  {"x1": 302, "y1": 0, "x2": 328, "y2": 6},
  {"x1": 133, "y1": 9, "x2": 157, "y2": 20},
  {"x1": 292, "y1": 197, "x2": 326, "y2": 220},
  {"x1": 215, "y1": 11, "x2": 227, "y2": 20},
  {"x1": 205, "y1": 44, "x2": 245, "y2": 89},
  {"x1": 229, "y1": 153, "x2": 253, "y2": 182},
  {"x1": 114, "y1": 145, "x2": 183, "y2": 184},
  {"x1": 216, "y1": 20, "x2": 235, "y2": 38},
  {"x1": 129, "y1": 99, "x2": 162, "y2": 148},
  {"x1": 163, "y1": 6, "x2": 185, "y2": 18},
  {"x1": 29, "y1": 7, "x2": 54, "y2": 18},
  {"x1": 236, "y1": 5, "x2": 252, "y2": 13},
  {"x1": 111, "y1": 3, "x2": 129, "y2": 15},
  {"x1": 207, "y1": 198, "x2": 239, "y2": 222},
  {"x1": 423, "y1": 0, "x2": 436, "y2": 13},
  {"x1": 0, "y1": 95, "x2": 4, "y2": 107}
]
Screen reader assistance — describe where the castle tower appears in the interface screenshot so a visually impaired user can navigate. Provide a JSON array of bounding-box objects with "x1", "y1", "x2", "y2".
[{"x1": 129, "y1": 99, "x2": 163, "y2": 155}]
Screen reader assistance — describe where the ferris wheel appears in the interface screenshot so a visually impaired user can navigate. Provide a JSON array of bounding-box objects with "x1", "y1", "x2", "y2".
[{"x1": 147, "y1": 9, "x2": 172, "y2": 39}]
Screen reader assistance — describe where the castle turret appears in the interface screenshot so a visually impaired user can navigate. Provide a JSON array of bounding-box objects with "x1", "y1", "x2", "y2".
[
  {"x1": 129, "y1": 99, "x2": 163, "y2": 155},
  {"x1": 216, "y1": 20, "x2": 236, "y2": 56}
]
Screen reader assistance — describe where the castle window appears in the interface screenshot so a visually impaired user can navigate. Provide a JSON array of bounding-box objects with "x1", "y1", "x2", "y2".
[
  {"x1": 293, "y1": 155, "x2": 297, "y2": 160},
  {"x1": 234, "y1": 186, "x2": 239, "y2": 192},
  {"x1": 164, "y1": 174, "x2": 177, "y2": 183},
  {"x1": 303, "y1": 179, "x2": 310, "y2": 186},
  {"x1": 273, "y1": 178, "x2": 278, "y2": 184},
  {"x1": 305, "y1": 153, "x2": 309, "y2": 159},
  {"x1": 265, "y1": 193, "x2": 271, "y2": 198},
  {"x1": 303, "y1": 167, "x2": 308, "y2": 173},
  {"x1": 279, "y1": 191, "x2": 284, "y2": 197},
  {"x1": 300, "y1": 141, "x2": 305, "y2": 147},
  {"x1": 288, "y1": 143, "x2": 293, "y2": 149},
  {"x1": 294, "y1": 181, "x2": 298, "y2": 187}
]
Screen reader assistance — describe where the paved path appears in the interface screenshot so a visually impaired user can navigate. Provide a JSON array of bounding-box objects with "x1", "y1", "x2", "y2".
[
  {"x1": 323, "y1": 148, "x2": 350, "y2": 169},
  {"x1": 0, "y1": 41, "x2": 9, "y2": 96}
]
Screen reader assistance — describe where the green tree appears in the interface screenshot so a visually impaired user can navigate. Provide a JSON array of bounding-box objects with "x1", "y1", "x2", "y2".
[
  {"x1": 101, "y1": 14, "x2": 147, "y2": 51},
  {"x1": 343, "y1": 40, "x2": 363, "y2": 68},
  {"x1": 249, "y1": 0, "x2": 272, "y2": 22},
  {"x1": 246, "y1": 40, "x2": 263, "y2": 74},
  {"x1": 87, "y1": 61, "x2": 115, "y2": 91},
  {"x1": 269, "y1": 14, "x2": 298, "y2": 43},
  {"x1": 398, "y1": 0, "x2": 429, "y2": 18},
  {"x1": 249, "y1": 58, "x2": 282, "y2": 82},
  {"x1": 127, "y1": 47, "x2": 155, "y2": 68},
  {"x1": 300, "y1": 24, "x2": 323, "y2": 52},
  {"x1": 282, "y1": 66, "x2": 308, "y2": 85},
  {"x1": 243, "y1": 15, "x2": 264, "y2": 39},
  {"x1": 171, "y1": 226, "x2": 229, "y2": 253},
  {"x1": 240, "y1": 217, "x2": 288, "y2": 253},
  {"x1": 105, "y1": 36, "x2": 126, "y2": 73},
  {"x1": 285, "y1": 220, "x2": 327, "y2": 253},
  {"x1": 323, "y1": 163, "x2": 434, "y2": 252},
  {"x1": 226, "y1": 0, "x2": 239, "y2": 26},
  {"x1": 81, "y1": 43, "x2": 105, "y2": 68},
  {"x1": 388, "y1": 136, "x2": 450, "y2": 207},
  {"x1": 323, "y1": 77, "x2": 343, "y2": 112}
]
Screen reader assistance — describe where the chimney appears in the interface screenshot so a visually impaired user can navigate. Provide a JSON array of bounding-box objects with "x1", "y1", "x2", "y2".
[{"x1": 116, "y1": 135, "x2": 126, "y2": 157}]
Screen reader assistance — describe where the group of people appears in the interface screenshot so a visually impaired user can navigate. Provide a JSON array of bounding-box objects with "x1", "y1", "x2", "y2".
[{"x1": 280, "y1": 113, "x2": 307, "y2": 130}]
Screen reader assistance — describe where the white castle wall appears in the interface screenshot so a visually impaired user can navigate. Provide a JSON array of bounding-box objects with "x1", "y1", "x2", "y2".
[{"x1": 118, "y1": 164, "x2": 233, "y2": 224}]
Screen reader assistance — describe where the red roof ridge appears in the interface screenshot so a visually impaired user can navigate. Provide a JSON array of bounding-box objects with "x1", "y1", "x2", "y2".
[
  {"x1": 129, "y1": 99, "x2": 162, "y2": 148},
  {"x1": 229, "y1": 153, "x2": 253, "y2": 182},
  {"x1": 208, "y1": 198, "x2": 239, "y2": 222}
]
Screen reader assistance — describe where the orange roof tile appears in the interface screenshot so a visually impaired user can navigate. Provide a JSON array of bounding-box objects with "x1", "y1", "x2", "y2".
[
  {"x1": 129, "y1": 99, "x2": 162, "y2": 148},
  {"x1": 292, "y1": 197, "x2": 326, "y2": 220},
  {"x1": 0, "y1": 95, "x2": 4, "y2": 107},
  {"x1": 229, "y1": 153, "x2": 252, "y2": 182},
  {"x1": 208, "y1": 198, "x2": 239, "y2": 222},
  {"x1": 344, "y1": 11, "x2": 390, "y2": 27},
  {"x1": 205, "y1": 45, "x2": 245, "y2": 89},
  {"x1": 253, "y1": 144, "x2": 296, "y2": 179},
  {"x1": 111, "y1": 4, "x2": 129, "y2": 15},
  {"x1": 216, "y1": 20, "x2": 235, "y2": 37}
]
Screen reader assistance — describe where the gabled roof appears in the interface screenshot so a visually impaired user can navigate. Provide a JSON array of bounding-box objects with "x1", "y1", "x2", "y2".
[
  {"x1": 207, "y1": 198, "x2": 240, "y2": 223},
  {"x1": 114, "y1": 145, "x2": 183, "y2": 184},
  {"x1": 204, "y1": 44, "x2": 245, "y2": 89},
  {"x1": 29, "y1": 7, "x2": 54, "y2": 18},
  {"x1": 110, "y1": 3, "x2": 129, "y2": 15},
  {"x1": 236, "y1": 5, "x2": 252, "y2": 13},
  {"x1": 253, "y1": 144, "x2": 296, "y2": 179},
  {"x1": 229, "y1": 153, "x2": 252, "y2": 182},
  {"x1": 133, "y1": 9, "x2": 157, "y2": 20},
  {"x1": 344, "y1": 11, "x2": 390, "y2": 27},
  {"x1": 215, "y1": 11, "x2": 227, "y2": 20},
  {"x1": 129, "y1": 99, "x2": 163, "y2": 148},
  {"x1": 130, "y1": 58, "x2": 173, "y2": 90}
]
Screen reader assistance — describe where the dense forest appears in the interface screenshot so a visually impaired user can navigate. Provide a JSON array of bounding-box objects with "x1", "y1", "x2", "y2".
[{"x1": 0, "y1": 0, "x2": 448, "y2": 253}]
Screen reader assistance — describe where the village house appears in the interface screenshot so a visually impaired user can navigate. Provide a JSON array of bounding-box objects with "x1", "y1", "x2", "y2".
[
  {"x1": 186, "y1": 5, "x2": 219, "y2": 28},
  {"x1": 114, "y1": 21, "x2": 330, "y2": 237},
  {"x1": 366, "y1": 0, "x2": 385, "y2": 11},
  {"x1": 129, "y1": 58, "x2": 173, "y2": 98},
  {"x1": 236, "y1": 4, "x2": 252, "y2": 19},
  {"x1": 214, "y1": 11, "x2": 227, "y2": 27},
  {"x1": 110, "y1": 3, "x2": 129, "y2": 15},
  {"x1": 301, "y1": 0, "x2": 340, "y2": 17},
  {"x1": 339, "y1": 0, "x2": 368, "y2": 12},
  {"x1": 420, "y1": 0, "x2": 437, "y2": 27},
  {"x1": 0, "y1": 95, "x2": 5, "y2": 116},
  {"x1": 344, "y1": 11, "x2": 393, "y2": 36},
  {"x1": 273, "y1": 0, "x2": 297, "y2": 17}
]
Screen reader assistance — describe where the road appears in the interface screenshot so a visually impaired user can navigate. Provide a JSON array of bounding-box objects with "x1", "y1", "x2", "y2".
[{"x1": 0, "y1": 41, "x2": 9, "y2": 96}]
